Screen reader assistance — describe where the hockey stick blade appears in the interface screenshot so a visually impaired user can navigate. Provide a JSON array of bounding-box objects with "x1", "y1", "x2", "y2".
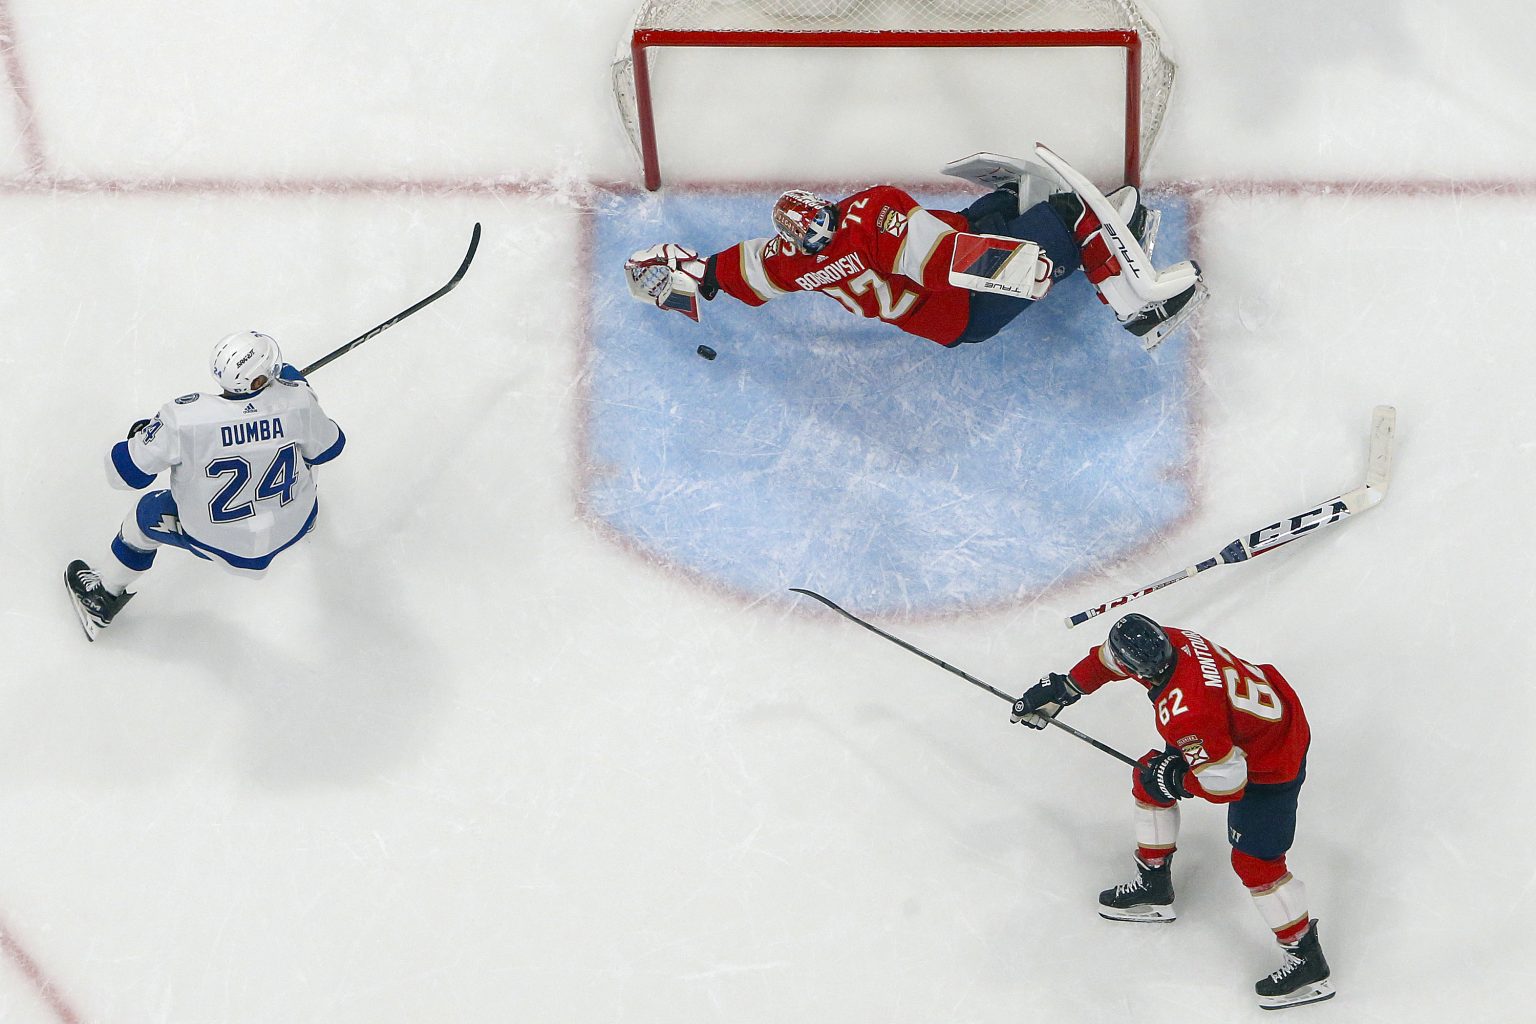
[
  {"x1": 790, "y1": 588, "x2": 1140, "y2": 768},
  {"x1": 302, "y1": 222, "x2": 482, "y2": 376},
  {"x1": 1065, "y1": 405, "x2": 1398, "y2": 628}
]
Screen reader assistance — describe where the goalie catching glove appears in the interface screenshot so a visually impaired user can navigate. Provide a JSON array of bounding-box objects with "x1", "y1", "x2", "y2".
[
  {"x1": 1010, "y1": 672, "x2": 1083, "y2": 729},
  {"x1": 625, "y1": 244, "x2": 715, "y2": 322}
]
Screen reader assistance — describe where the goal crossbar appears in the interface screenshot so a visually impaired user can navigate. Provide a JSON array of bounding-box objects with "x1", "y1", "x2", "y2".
[{"x1": 629, "y1": 28, "x2": 1146, "y2": 190}]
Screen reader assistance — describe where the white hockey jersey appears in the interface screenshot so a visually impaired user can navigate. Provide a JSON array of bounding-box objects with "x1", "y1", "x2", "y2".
[{"x1": 109, "y1": 374, "x2": 345, "y2": 561}]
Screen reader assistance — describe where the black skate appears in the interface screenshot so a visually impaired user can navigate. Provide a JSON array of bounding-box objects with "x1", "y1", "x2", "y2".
[
  {"x1": 65, "y1": 560, "x2": 134, "y2": 641},
  {"x1": 1122, "y1": 274, "x2": 1209, "y2": 350},
  {"x1": 1256, "y1": 920, "x2": 1335, "y2": 1010},
  {"x1": 1098, "y1": 854, "x2": 1176, "y2": 923}
]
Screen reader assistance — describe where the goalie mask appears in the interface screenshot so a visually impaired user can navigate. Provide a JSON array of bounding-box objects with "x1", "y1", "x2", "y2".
[
  {"x1": 772, "y1": 190, "x2": 837, "y2": 254},
  {"x1": 1106, "y1": 613, "x2": 1177, "y2": 690},
  {"x1": 210, "y1": 330, "x2": 283, "y2": 396}
]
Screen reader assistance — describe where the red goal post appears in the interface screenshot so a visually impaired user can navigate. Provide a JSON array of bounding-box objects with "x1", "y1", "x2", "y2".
[{"x1": 611, "y1": 1, "x2": 1178, "y2": 190}]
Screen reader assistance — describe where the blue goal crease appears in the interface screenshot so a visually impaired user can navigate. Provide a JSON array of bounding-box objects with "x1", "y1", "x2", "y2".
[{"x1": 582, "y1": 188, "x2": 1198, "y2": 615}]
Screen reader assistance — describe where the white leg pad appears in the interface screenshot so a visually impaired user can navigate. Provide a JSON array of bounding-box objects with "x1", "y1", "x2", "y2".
[
  {"x1": 1133, "y1": 799, "x2": 1181, "y2": 851},
  {"x1": 1033, "y1": 141, "x2": 1205, "y2": 305},
  {"x1": 1251, "y1": 874, "x2": 1309, "y2": 936},
  {"x1": 942, "y1": 151, "x2": 1063, "y2": 212}
]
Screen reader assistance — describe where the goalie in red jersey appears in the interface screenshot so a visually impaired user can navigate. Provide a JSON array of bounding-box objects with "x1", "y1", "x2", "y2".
[
  {"x1": 1011, "y1": 614, "x2": 1335, "y2": 1011},
  {"x1": 624, "y1": 148, "x2": 1207, "y2": 351}
]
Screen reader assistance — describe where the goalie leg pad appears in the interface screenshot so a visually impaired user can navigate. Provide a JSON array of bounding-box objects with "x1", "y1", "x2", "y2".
[
  {"x1": 1033, "y1": 142, "x2": 1207, "y2": 346},
  {"x1": 942, "y1": 151, "x2": 1063, "y2": 214}
]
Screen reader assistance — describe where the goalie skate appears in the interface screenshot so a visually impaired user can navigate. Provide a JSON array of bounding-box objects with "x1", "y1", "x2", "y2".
[{"x1": 1123, "y1": 277, "x2": 1209, "y2": 350}]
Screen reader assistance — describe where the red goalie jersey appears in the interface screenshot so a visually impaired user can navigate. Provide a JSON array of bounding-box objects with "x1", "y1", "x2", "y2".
[
  {"x1": 1070, "y1": 629, "x2": 1311, "y2": 802},
  {"x1": 709, "y1": 186, "x2": 975, "y2": 346}
]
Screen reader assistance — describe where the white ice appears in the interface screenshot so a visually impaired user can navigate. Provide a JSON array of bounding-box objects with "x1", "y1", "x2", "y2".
[{"x1": 1, "y1": 1, "x2": 1534, "y2": 1021}]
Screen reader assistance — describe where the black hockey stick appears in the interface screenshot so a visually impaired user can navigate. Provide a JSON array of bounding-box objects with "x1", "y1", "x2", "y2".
[
  {"x1": 301, "y1": 222, "x2": 482, "y2": 376},
  {"x1": 789, "y1": 588, "x2": 1139, "y2": 769}
]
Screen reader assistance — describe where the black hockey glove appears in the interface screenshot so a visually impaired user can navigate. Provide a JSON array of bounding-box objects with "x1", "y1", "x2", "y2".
[
  {"x1": 126, "y1": 418, "x2": 151, "y2": 440},
  {"x1": 1138, "y1": 748, "x2": 1192, "y2": 802},
  {"x1": 1010, "y1": 672, "x2": 1082, "y2": 729}
]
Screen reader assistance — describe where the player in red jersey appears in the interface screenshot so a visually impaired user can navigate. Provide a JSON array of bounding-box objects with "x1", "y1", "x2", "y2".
[
  {"x1": 1011, "y1": 613, "x2": 1335, "y2": 1011},
  {"x1": 624, "y1": 151, "x2": 1202, "y2": 350}
]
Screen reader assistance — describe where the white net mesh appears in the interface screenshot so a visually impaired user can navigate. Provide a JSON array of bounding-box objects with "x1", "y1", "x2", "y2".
[{"x1": 612, "y1": 0, "x2": 1177, "y2": 184}]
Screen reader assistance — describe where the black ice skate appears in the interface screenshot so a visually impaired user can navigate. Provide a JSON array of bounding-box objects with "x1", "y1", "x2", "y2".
[
  {"x1": 1256, "y1": 920, "x2": 1335, "y2": 1010},
  {"x1": 1098, "y1": 854, "x2": 1176, "y2": 923},
  {"x1": 1118, "y1": 272, "x2": 1207, "y2": 349},
  {"x1": 65, "y1": 559, "x2": 134, "y2": 641}
]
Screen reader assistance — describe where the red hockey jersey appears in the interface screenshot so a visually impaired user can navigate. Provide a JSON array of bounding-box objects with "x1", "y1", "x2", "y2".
[
  {"x1": 710, "y1": 185, "x2": 974, "y2": 346},
  {"x1": 1069, "y1": 629, "x2": 1311, "y2": 803}
]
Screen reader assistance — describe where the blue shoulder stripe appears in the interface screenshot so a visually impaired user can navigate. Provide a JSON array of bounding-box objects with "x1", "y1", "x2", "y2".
[
  {"x1": 307, "y1": 424, "x2": 346, "y2": 466},
  {"x1": 110, "y1": 441, "x2": 157, "y2": 489}
]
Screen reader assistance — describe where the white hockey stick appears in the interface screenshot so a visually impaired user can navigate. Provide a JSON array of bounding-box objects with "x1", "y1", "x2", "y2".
[{"x1": 1065, "y1": 406, "x2": 1397, "y2": 629}]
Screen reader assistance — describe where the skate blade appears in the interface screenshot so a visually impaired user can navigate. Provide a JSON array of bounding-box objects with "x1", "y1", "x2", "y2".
[
  {"x1": 67, "y1": 592, "x2": 101, "y2": 642},
  {"x1": 1139, "y1": 281, "x2": 1210, "y2": 351},
  {"x1": 1259, "y1": 979, "x2": 1335, "y2": 1010},
  {"x1": 1098, "y1": 905, "x2": 1177, "y2": 923}
]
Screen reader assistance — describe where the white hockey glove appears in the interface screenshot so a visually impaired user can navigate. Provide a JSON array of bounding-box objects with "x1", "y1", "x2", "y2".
[{"x1": 625, "y1": 243, "x2": 708, "y2": 322}]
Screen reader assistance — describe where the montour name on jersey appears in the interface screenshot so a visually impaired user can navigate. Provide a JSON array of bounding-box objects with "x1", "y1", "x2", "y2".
[
  {"x1": 794, "y1": 252, "x2": 866, "y2": 291},
  {"x1": 1186, "y1": 632, "x2": 1224, "y2": 689},
  {"x1": 220, "y1": 417, "x2": 286, "y2": 447}
]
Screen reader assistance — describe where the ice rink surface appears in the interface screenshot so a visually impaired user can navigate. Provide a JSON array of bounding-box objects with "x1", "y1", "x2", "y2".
[{"x1": 1, "y1": 1, "x2": 1534, "y2": 1021}]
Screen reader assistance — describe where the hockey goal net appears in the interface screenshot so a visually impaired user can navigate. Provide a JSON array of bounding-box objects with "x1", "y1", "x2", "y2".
[{"x1": 612, "y1": 0, "x2": 1177, "y2": 190}]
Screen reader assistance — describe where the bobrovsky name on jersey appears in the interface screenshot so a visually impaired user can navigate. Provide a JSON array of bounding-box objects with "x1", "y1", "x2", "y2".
[
  {"x1": 220, "y1": 417, "x2": 286, "y2": 447},
  {"x1": 793, "y1": 253, "x2": 865, "y2": 291}
]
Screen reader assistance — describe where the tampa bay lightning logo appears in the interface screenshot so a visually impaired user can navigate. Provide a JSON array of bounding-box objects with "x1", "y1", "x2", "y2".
[{"x1": 583, "y1": 189, "x2": 1198, "y2": 614}]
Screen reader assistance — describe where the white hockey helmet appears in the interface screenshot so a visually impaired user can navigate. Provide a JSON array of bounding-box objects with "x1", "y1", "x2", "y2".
[{"x1": 210, "y1": 331, "x2": 283, "y2": 394}]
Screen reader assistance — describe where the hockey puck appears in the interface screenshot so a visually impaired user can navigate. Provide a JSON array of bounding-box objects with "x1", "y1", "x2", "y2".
[{"x1": 696, "y1": 345, "x2": 717, "y2": 361}]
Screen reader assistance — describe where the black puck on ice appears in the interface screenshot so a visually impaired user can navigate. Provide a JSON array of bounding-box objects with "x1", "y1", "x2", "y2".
[{"x1": 696, "y1": 345, "x2": 717, "y2": 360}]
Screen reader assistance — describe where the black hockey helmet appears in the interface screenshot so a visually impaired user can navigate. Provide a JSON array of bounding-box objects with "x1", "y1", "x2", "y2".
[{"x1": 1106, "y1": 613, "x2": 1176, "y2": 688}]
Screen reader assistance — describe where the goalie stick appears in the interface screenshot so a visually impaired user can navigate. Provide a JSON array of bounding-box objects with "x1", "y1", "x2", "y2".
[
  {"x1": 1065, "y1": 405, "x2": 1397, "y2": 629},
  {"x1": 301, "y1": 222, "x2": 482, "y2": 376},
  {"x1": 790, "y1": 588, "x2": 1139, "y2": 768}
]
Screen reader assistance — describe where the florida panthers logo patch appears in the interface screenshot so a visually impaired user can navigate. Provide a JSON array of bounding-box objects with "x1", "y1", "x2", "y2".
[
  {"x1": 877, "y1": 207, "x2": 908, "y2": 237},
  {"x1": 1178, "y1": 738, "x2": 1211, "y2": 768}
]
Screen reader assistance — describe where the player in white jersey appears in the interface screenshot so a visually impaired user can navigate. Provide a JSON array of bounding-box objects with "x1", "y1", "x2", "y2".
[{"x1": 65, "y1": 331, "x2": 346, "y2": 640}]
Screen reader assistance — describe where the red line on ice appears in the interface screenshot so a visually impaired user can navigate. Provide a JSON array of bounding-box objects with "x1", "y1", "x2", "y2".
[{"x1": 0, "y1": 919, "x2": 84, "y2": 1024}]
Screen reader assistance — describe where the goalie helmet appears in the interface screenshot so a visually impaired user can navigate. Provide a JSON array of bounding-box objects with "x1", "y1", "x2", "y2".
[
  {"x1": 210, "y1": 331, "x2": 283, "y2": 395},
  {"x1": 1106, "y1": 613, "x2": 1177, "y2": 688},
  {"x1": 772, "y1": 190, "x2": 837, "y2": 254}
]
